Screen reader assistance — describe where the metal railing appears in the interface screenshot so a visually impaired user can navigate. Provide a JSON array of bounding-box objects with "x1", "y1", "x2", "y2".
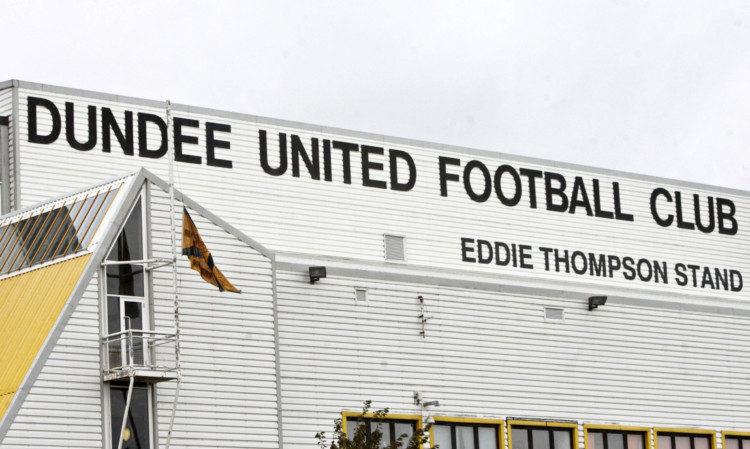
[{"x1": 102, "y1": 329, "x2": 177, "y2": 379}]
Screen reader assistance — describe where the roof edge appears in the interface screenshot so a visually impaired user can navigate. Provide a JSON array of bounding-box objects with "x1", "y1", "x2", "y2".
[
  {"x1": 6, "y1": 79, "x2": 748, "y2": 196},
  {"x1": 0, "y1": 169, "x2": 142, "y2": 222}
]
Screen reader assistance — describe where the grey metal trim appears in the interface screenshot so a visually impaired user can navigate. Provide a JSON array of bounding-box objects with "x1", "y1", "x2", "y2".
[
  {"x1": 140, "y1": 168, "x2": 275, "y2": 260},
  {"x1": 0, "y1": 80, "x2": 14, "y2": 90},
  {"x1": 271, "y1": 262, "x2": 284, "y2": 449},
  {"x1": 0, "y1": 170, "x2": 148, "y2": 441},
  {"x1": 273, "y1": 259, "x2": 750, "y2": 317},
  {"x1": 0, "y1": 169, "x2": 140, "y2": 221},
  {"x1": 11, "y1": 80, "x2": 20, "y2": 209},
  {"x1": 1, "y1": 116, "x2": 9, "y2": 214},
  {"x1": 11, "y1": 79, "x2": 166, "y2": 110},
  {"x1": 6, "y1": 79, "x2": 748, "y2": 197}
]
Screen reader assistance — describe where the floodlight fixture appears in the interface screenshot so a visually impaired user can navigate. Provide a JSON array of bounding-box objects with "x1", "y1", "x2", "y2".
[
  {"x1": 588, "y1": 295, "x2": 607, "y2": 311},
  {"x1": 309, "y1": 266, "x2": 327, "y2": 284}
]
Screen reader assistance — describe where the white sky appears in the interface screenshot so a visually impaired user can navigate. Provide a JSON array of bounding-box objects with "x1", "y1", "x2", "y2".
[{"x1": 3, "y1": 0, "x2": 750, "y2": 190}]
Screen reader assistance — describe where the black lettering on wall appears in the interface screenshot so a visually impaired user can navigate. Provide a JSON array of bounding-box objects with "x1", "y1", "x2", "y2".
[
  {"x1": 592, "y1": 180, "x2": 614, "y2": 219},
  {"x1": 206, "y1": 122, "x2": 232, "y2": 168},
  {"x1": 519, "y1": 168, "x2": 542, "y2": 208},
  {"x1": 137, "y1": 113, "x2": 168, "y2": 159},
  {"x1": 389, "y1": 149, "x2": 417, "y2": 192},
  {"x1": 291, "y1": 135, "x2": 320, "y2": 179},
  {"x1": 675, "y1": 192, "x2": 695, "y2": 230},
  {"x1": 544, "y1": 171, "x2": 568, "y2": 212},
  {"x1": 101, "y1": 108, "x2": 134, "y2": 155},
  {"x1": 361, "y1": 145, "x2": 387, "y2": 189},
  {"x1": 716, "y1": 198, "x2": 738, "y2": 235},
  {"x1": 650, "y1": 188, "x2": 673, "y2": 227},
  {"x1": 694, "y1": 194, "x2": 715, "y2": 233},
  {"x1": 173, "y1": 117, "x2": 201, "y2": 164},
  {"x1": 461, "y1": 237, "x2": 476, "y2": 263},
  {"x1": 332, "y1": 141, "x2": 359, "y2": 184},
  {"x1": 27, "y1": 96, "x2": 61, "y2": 144},
  {"x1": 731, "y1": 270, "x2": 743, "y2": 291},
  {"x1": 569, "y1": 176, "x2": 593, "y2": 216},
  {"x1": 717, "y1": 198, "x2": 738, "y2": 235},
  {"x1": 463, "y1": 160, "x2": 491, "y2": 202},
  {"x1": 439, "y1": 157, "x2": 461, "y2": 197},
  {"x1": 65, "y1": 102, "x2": 97, "y2": 151},
  {"x1": 259, "y1": 130, "x2": 287, "y2": 176},
  {"x1": 323, "y1": 140, "x2": 333, "y2": 182},
  {"x1": 613, "y1": 182, "x2": 634, "y2": 221},
  {"x1": 494, "y1": 165, "x2": 522, "y2": 206}
]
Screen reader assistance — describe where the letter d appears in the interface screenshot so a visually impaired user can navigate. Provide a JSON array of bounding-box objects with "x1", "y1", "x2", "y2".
[{"x1": 28, "y1": 97, "x2": 61, "y2": 144}]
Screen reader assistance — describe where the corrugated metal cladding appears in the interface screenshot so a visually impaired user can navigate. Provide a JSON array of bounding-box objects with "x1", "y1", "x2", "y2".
[
  {"x1": 1, "y1": 277, "x2": 103, "y2": 448},
  {"x1": 13, "y1": 85, "x2": 750, "y2": 302},
  {"x1": 0, "y1": 87, "x2": 12, "y2": 212},
  {"x1": 276, "y1": 271, "x2": 750, "y2": 447},
  {"x1": 1, "y1": 182, "x2": 279, "y2": 448},
  {"x1": 0, "y1": 254, "x2": 91, "y2": 423},
  {"x1": 149, "y1": 188, "x2": 278, "y2": 448}
]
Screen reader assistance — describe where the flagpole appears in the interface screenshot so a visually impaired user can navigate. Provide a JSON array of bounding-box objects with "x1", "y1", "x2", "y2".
[{"x1": 165, "y1": 100, "x2": 182, "y2": 449}]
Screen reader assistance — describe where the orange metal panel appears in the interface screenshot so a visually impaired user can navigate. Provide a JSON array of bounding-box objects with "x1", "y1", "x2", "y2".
[{"x1": 0, "y1": 254, "x2": 92, "y2": 422}]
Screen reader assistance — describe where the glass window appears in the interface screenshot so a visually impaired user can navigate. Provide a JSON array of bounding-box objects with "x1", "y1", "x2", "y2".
[
  {"x1": 590, "y1": 432, "x2": 605, "y2": 449},
  {"x1": 0, "y1": 185, "x2": 119, "y2": 275},
  {"x1": 511, "y1": 425, "x2": 573, "y2": 449},
  {"x1": 373, "y1": 421, "x2": 391, "y2": 444},
  {"x1": 724, "y1": 436, "x2": 750, "y2": 449},
  {"x1": 628, "y1": 434, "x2": 645, "y2": 449},
  {"x1": 479, "y1": 428, "x2": 497, "y2": 449},
  {"x1": 347, "y1": 418, "x2": 416, "y2": 447},
  {"x1": 513, "y1": 427, "x2": 529, "y2": 449},
  {"x1": 110, "y1": 384, "x2": 151, "y2": 449},
  {"x1": 436, "y1": 425, "x2": 454, "y2": 449},
  {"x1": 395, "y1": 423, "x2": 413, "y2": 442},
  {"x1": 657, "y1": 432, "x2": 712, "y2": 449},
  {"x1": 533, "y1": 429, "x2": 551, "y2": 449},
  {"x1": 104, "y1": 198, "x2": 148, "y2": 370},
  {"x1": 607, "y1": 433, "x2": 624, "y2": 449},
  {"x1": 107, "y1": 263, "x2": 144, "y2": 297},
  {"x1": 693, "y1": 437, "x2": 709, "y2": 449},
  {"x1": 588, "y1": 429, "x2": 646, "y2": 449},
  {"x1": 434, "y1": 422, "x2": 499, "y2": 449},
  {"x1": 107, "y1": 198, "x2": 144, "y2": 296},
  {"x1": 554, "y1": 430, "x2": 572, "y2": 449},
  {"x1": 457, "y1": 425, "x2": 475, "y2": 449}
]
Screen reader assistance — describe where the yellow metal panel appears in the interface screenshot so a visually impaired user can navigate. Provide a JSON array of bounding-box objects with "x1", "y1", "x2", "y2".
[{"x1": 0, "y1": 254, "x2": 92, "y2": 422}]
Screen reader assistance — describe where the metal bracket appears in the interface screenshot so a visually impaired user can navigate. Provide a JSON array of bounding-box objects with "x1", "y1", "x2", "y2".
[{"x1": 418, "y1": 296, "x2": 433, "y2": 338}]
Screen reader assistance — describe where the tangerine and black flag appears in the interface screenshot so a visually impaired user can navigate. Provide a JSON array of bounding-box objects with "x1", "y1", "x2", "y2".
[{"x1": 181, "y1": 208, "x2": 241, "y2": 293}]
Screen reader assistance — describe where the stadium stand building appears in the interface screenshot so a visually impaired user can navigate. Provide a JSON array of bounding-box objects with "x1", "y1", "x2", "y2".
[{"x1": 0, "y1": 80, "x2": 748, "y2": 449}]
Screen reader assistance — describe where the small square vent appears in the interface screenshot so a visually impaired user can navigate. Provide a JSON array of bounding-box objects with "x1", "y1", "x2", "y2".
[
  {"x1": 355, "y1": 288, "x2": 368, "y2": 303},
  {"x1": 544, "y1": 307, "x2": 564, "y2": 321},
  {"x1": 384, "y1": 234, "x2": 406, "y2": 262}
]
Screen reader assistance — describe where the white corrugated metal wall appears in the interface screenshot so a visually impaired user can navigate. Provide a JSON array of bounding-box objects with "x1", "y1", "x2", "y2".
[
  {"x1": 275, "y1": 269, "x2": 750, "y2": 448},
  {"x1": 149, "y1": 187, "x2": 279, "y2": 448},
  {"x1": 1, "y1": 280, "x2": 104, "y2": 448},
  {"x1": 12, "y1": 84, "x2": 750, "y2": 303}
]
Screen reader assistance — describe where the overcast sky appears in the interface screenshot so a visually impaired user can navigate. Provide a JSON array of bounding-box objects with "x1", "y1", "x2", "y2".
[{"x1": 3, "y1": 0, "x2": 749, "y2": 190}]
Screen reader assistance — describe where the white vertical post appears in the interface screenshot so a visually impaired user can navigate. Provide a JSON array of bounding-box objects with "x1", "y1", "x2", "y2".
[{"x1": 165, "y1": 100, "x2": 182, "y2": 448}]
